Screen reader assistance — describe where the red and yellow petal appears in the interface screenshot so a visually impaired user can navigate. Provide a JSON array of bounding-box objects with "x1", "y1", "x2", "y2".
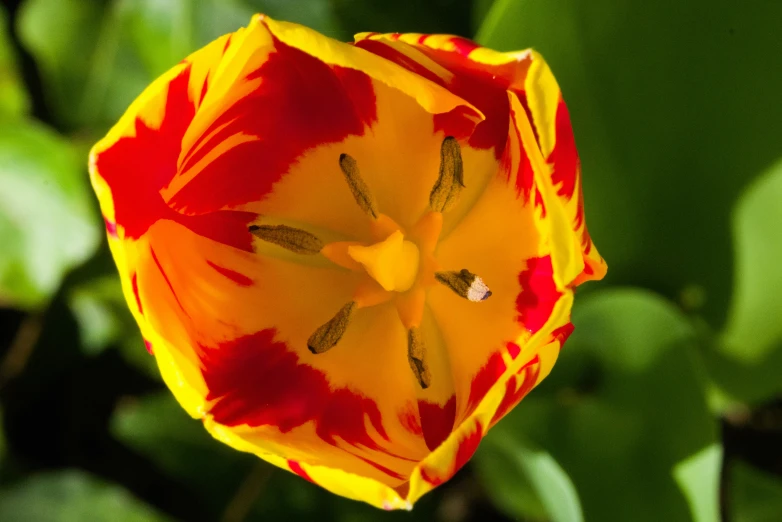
[
  {"x1": 354, "y1": 32, "x2": 606, "y2": 287},
  {"x1": 89, "y1": 15, "x2": 605, "y2": 510}
]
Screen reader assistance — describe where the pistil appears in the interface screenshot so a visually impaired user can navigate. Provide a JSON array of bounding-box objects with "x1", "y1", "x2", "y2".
[
  {"x1": 250, "y1": 136, "x2": 492, "y2": 389},
  {"x1": 347, "y1": 231, "x2": 420, "y2": 293}
]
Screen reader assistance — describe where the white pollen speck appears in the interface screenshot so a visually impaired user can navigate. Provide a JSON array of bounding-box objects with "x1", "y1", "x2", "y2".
[{"x1": 467, "y1": 276, "x2": 491, "y2": 302}]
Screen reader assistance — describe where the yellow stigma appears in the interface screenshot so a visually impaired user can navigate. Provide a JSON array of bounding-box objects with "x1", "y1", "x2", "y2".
[{"x1": 348, "y1": 231, "x2": 420, "y2": 292}]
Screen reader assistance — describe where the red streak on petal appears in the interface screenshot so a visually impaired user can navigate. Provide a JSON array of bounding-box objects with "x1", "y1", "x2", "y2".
[
  {"x1": 516, "y1": 256, "x2": 561, "y2": 334},
  {"x1": 491, "y1": 356, "x2": 540, "y2": 426},
  {"x1": 419, "y1": 420, "x2": 483, "y2": 486},
  {"x1": 206, "y1": 260, "x2": 253, "y2": 287},
  {"x1": 508, "y1": 105, "x2": 535, "y2": 202},
  {"x1": 393, "y1": 482, "x2": 411, "y2": 500},
  {"x1": 548, "y1": 99, "x2": 579, "y2": 200},
  {"x1": 357, "y1": 455, "x2": 405, "y2": 480},
  {"x1": 131, "y1": 272, "x2": 143, "y2": 315},
  {"x1": 94, "y1": 64, "x2": 258, "y2": 252},
  {"x1": 433, "y1": 106, "x2": 481, "y2": 142},
  {"x1": 506, "y1": 342, "x2": 521, "y2": 360},
  {"x1": 516, "y1": 91, "x2": 541, "y2": 149},
  {"x1": 356, "y1": 39, "x2": 444, "y2": 85},
  {"x1": 417, "y1": 396, "x2": 456, "y2": 452},
  {"x1": 202, "y1": 330, "x2": 389, "y2": 452},
  {"x1": 198, "y1": 73, "x2": 209, "y2": 107},
  {"x1": 398, "y1": 402, "x2": 423, "y2": 436},
  {"x1": 466, "y1": 351, "x2": 507, "y2": 416},
  {"x1": 582, "y1": 224, "x2": 593, "y2": 254},
  {"x1": 94, "y1": 66, "x2": 196, "y2": 239},
  {"x1": 104, "y1": 218, "x2": 118, "y2": 238},
  {"x1": 447, "y1": 36, "x2": 480, "y2": 57},
  {"x1": 184, "y1": 210, "x2": 257, "y2": 252},
  {"x1": 287, "y1": 460, "x2": 315, "y2": 483},
  {"x1": 552, "y1": 322, "x2": 575, "y2": 346},
  {"x1": 453, "y1": 421, "x2": 483, "y2": 473},
  {"x1": 143, "y1": 339, "x2": 154, "y2": 355},
  {"x1": 356, "y1": 39, "x2": 507, "y2": 155},
  {"x1": 170, "y1": 37, "x2": 377, "y2": 214},
  {"x1": 150, "y1": 247, "x2": 189, "y2": 318},
  {"x1": 419, "y1": 465, "x2": 444, "y2": 487},
  {"x1": 417, "y1": 48, "x2": 510, "y2": 156},
  {"x1": 333, "y1": 65, "x2": 378, "y2": 126}
]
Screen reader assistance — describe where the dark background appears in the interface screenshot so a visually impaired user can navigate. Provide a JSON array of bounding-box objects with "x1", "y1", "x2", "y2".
[{"x1": 1, "y1": 0, "x2": 781, "y2": 520}]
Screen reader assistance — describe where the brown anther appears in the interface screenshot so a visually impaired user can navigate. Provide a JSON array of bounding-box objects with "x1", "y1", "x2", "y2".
[
  {"x1": 435, "y1": 269, "x2": 492, "y2": 302},
  {"x1": 407, "y1": 327, "x2": 431, "y2": 389},
  {"x1": 429, "y1": 136, "x2": 464, "y2": 213},
  {"x1": 308, "y1": 301, "x2": 356, "y2": 354},
  {"x1": 249, "y1": 224, "x2": 323, "y2": 254},
  {"x1": 339, "y1": 153, "x2": 378, "y2": 219}
]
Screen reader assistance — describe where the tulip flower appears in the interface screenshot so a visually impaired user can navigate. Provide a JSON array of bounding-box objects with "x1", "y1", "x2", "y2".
[{"x1": 89, "y1": 15, "x2": 606, "y2": 509}]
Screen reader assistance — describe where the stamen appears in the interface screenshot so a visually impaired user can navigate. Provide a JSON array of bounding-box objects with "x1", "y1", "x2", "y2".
[
  {"x1": 249, "y1": 224, "x2": 323, "y2": 254},
  {"x1": 339, "y1": 153, "x2": 378, "y2": 219},
  {"x1": 435, "y1": 269, "x2": 492, "y2": 302},
  {"x1": 429, "y1": 136, "x2": 464, "y2": 213},
  {"x1": 307, "y1": 301, "x2": 356, "y2": 354},
  {"x1": 407, "y1": 327, "x2": 431, "y2": 389}
]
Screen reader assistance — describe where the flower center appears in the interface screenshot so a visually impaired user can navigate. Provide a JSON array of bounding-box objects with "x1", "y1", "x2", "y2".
[
  {"x1": 248, "y1": 136, "x2": 492, "y2": 389},
  {"x1": 348, "y1": 231, "x2": 420, "y2": 293}
]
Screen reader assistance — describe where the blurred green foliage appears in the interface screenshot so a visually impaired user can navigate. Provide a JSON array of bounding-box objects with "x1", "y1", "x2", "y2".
[
  {"x1": 1, "y1": 0, "x2": 781, "y2": 521},
  {"x1": 0, "y1": 470, "x2": 172, "y2": 522},
  {"x1": 0, "y1": 122, "x2": 99, "y2": 308}
]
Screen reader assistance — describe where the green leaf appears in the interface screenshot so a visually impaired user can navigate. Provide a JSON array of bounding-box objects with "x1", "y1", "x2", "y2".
[
  {"x1": 0, "y1": 470, "x2": 170, "y2": 522},
  {"x1": 471, "y1": 0, "x2": 497, "y2": 35},
  {"x1": 0, "y1": 5, "x2": 30, "y2": 118},
  {"x1": 67, "y1": 273, "x2": 159, "y2": 379},
  {"x1": 16, "y1": 0, "x2": 142, "y2": 131},
  {"x1": 68, "y1": 276, "x2": 127, "y2": 355},
  {"x1": 16, "y1": 0, "x2": 344, "y2": 132},
  {"x1": 476, "y1": 432, "x2": 582, "y2": 522},
  {"x1": 722, "y1": 159, "x2": 782, "y2": 362},
  {"x1": 673, "y1": 444, "x2": 722, "y2": 522},
  {"x1": 0, "y1": 121, "x2": 100, "y2": 309},
  {"x1": 695, "y1": 160, "x2": 782, "y2": 405},
  {"x1": 110, "y1": 392, "x2": 367, "y2": 521},
  {"x1": 111, "y1": 393, "x2": 252, "y2": 515},
  {"x1": 489, "y1": 288, "x2": 719, "y2": 522},
  {"x1": 477, "y1": 0, "x2": 782, "y2": 327},
  {"x1": 730, "y1": 461, "x2": 782, "y2": 522}
]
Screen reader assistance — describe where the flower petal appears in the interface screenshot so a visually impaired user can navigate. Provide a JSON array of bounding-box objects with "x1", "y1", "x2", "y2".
[
  {"x1": 352, "y1": 33, "x2": 606, "y2": 456},
  {"x1": 354, "y1": 33, "x2": 606, "y2": 286},
  {"x1": 88, "y1": 15, "x2": 493, "y2": 507},
  {"x1": 90, "y1": 16, "x2": 605, "y2": 510},
  {"x1": 408, "y1": 290, "x2": 574, "y2": 504}
]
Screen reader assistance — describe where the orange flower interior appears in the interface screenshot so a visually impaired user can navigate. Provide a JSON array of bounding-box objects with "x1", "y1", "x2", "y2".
[
  {"x1": 88, "y1": 15, "x2": 606, "y2": 510},
  {"x1": 252, "y1": 137, "x2": 495, "y2": 389}
]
